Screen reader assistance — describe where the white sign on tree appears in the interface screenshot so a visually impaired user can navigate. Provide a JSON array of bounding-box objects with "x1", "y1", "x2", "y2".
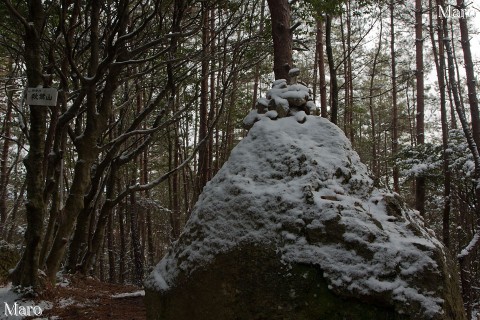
[{"x1": 26, "y1": 87, "x2": 58, "y2": 106}]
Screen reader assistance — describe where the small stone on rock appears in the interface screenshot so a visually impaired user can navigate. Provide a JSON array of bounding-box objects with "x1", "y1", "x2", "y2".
[
  {"x1": 265, "y1": 110, "x2": 278, "y2": 120},
  {"x1": 295, "y1": 111, "x2": 307, "y2": 123},
  {"x1": 289, "y1": 68, "x2": 300, "y2": 77}
]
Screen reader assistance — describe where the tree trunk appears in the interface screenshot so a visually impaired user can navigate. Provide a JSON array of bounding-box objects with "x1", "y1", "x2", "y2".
[
  {"x1": 340, "y1": 13, "x2": 348, "y2": 133},
  {"x1": 197, "y1": 5, "x2": 210, "y2": 197},
  {"x1": 207, "y1": 7, "x2": 216, "y2": 182},
  {"x1": 341, "y1": 2, "x2": 354, "y2": 143},
  {"x1": 78, "y1": 167, "x2": 116, "y2": 275},
  {"x1": 170, "y1": 124, "x2": 181, "y2": 240},
  {"x1": 325, "y1": 15, "x2": 338, "y2": 124},
  {"x1": 368, "y1": 18, "x2": 382, "y2": 185},
  {"x1": 107, "y1": 207, "x2": 116, "y2": 283},
  {"x1": 390, "y1": 0, "x2": 400, "y2": 193},
  {"x1": 415, "y1": 0, "x2": 426, "y2": 216},
  {"x1": 346, "y1": 2, "x2": 354, "y2": 145},
  {"x1": 129, "y1": 184, "x2": 144, "y2": 286},
  {"x1": 431, "y1": 0, "x2": 451, "y2": 248},
  {"x1": 266, "y1": 0, "x2": 292, "y2": 81},
  {"x1": 457, "y1": 0, "x2": 480, "y2": 150},
  {"x1": 442, "y1": 11, "x2": 480, "y2": 318},
  {"x1": 252, "y1": 21, "x2": 262, "y2": 108},
  {"x1": 0, "y1": 59, "x2": 13, "y2": 235},
  {"x1": 252, "y1": 0, "x2": 265, "y2": 108},
  {"x1": 9, "y1": 0, "x2": 48, "y2": 290},
  {"x1": 144, "y1": 151, "x2": 155, "y2": 266},
  {"x1": 455, "y1": 2, "x2": 480, "y2": 316},
  {"x1": 118, "y1": 199, "x2": 127, "y2": 284},
  {"x1": 316, "y1": 18, "x2": 328, "y2": 118},
  {"x1": 45, "y1": 0, "x2": 128, "y2": 281}
]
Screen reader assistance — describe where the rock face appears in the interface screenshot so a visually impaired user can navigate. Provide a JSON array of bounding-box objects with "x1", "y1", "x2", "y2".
[{"x1": 145, "y1": 116, "x2": 466, "y2": 320}]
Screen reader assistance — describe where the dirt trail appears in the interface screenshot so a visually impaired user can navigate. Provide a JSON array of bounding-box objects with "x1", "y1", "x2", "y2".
[{"x1": 29, "y1": 276, "x2": 146, "y2": 320}]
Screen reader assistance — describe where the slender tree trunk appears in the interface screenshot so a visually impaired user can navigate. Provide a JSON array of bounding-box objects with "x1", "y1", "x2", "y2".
[
  {"x1": 78, "y1": 167, "x2": 116, "y2": 275},
  {"x1": 207, "y1": 7, "x2": 216, "y2": 182},
  {"x1": 316, "y1": 18, "x2": 328, "y2": 118},
  {"x1": 266, "y1": 0, "x2": 292, "y2": 81},
  {"x1": 171, "y1": 125, "x2": 181, "y2": 239},
  {"x1": 325, "y1": 15, "x2": 338, "y2": 124},
  {"x1": 457, "y1": 0, "x2": 480, "y2": 150},
  {"x1": 313, "y1": 21, "x2": 319, "y2": 102},
  {"x1": 118, "y1": 199, "x2": 126, "y2": 284},
  {"x1": 0, "y1": 59, "x2": 13, "y2": 235},
  {"x1": 129, "y1": 183, "x2": 144, "y2": 286},
  {"x1": 431, "y1": 0, "x2": 451, "y2": 248},
  {"x1": 368, "y1": 18, "x2": 383, "y2": 184},
  {"x1": 252, "y1": 0, "x2": 266, "y2": 108},
  {"x1": 390, "y1": 1, "x2": 400, "y2": 193},
  {"x1": 142, "y1": 149, "x2": 154, "y2": 266},
  {"x1": 197, "y1": 6, "x2": 210, "y2": 197},
  {"x1": 340, "y1": 13, "x2": 348, "y2": 133},
  {"x1": 107, "y1": 207, "x2": 115, "y2": 283},
  {"x1": 346, "y1": 1, "x2": 354, "y2": 145},
  {"x1": 415, "y1": 0, "x2": 426, "y2": 216},
  {"x1": 98, "y1": 237, "x2": 105, "y2": 282},
  {"x1": 341, "y1": 1, "x2": 354, "y2": 143}
]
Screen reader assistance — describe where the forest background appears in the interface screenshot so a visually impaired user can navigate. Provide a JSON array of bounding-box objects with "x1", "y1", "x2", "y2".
[{"x1": 0, "y1": 0, "x2": 479, "y2": 318}]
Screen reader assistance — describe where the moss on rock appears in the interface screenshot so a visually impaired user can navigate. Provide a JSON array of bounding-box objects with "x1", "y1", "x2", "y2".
[{"x1": 145, "y1": 245, "x2": 406, "y2": 320}]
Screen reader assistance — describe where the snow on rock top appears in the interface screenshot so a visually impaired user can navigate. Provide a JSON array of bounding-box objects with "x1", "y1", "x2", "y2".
[{"x1": 146, "y1": 116, "x2": 453, "y2": 319}]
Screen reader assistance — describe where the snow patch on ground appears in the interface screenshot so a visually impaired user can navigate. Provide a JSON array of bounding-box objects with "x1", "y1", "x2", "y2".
[
  {"x1": 111, "y1": 290, "x2": 145, "y2": 299},
  {"x1": 0, "y1": 283, "x2": 52, "y2": 319},
  {"x1": 146, "y1": 116, "x2": 448, "y2": 318},
  {"x1": 57, "y1": 298, "x2": 76, "y2": 308}
]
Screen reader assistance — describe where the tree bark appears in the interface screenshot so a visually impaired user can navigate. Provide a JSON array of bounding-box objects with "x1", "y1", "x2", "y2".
[
  {"x1": 325, "y1": 15, "x2": 338, "y2": 124},
  {"x1": 118, "y1": 199, "x2": 127, "y2": 284},
  {"x1": 346, "y1": 2, "x2": 354, "y2": 145},
  {"x1": 252, "y1": 0, "x2": 266, "y2": 109},
  {"x1": 368, "y1": 18, "x2": 382, "y2": 185},
  {"x1": 129, "y1": 183, "x2": 144, "y2": 286},
  {"x1": 266, "y1": 0, "x2": 292, "y2": 81},
  {"x1": 316, "y1": 18, "x2": 328, "y2": 118},
  {"x1": 197, "y1": 5, "x2": 210, "y2": 197},
  {"x1": 430, "y1": 0, "x2": 451, "y2": 248},
  {"x1": 415, "y1": 0, "x2": 426, "y2": 216},
  {"x1": 8, "y1": 0, "x2": 48, "y2": 290},
  {"x1": 455, "y1": 2, "x2": 480, "y2": 316},
  {"x1": 457, "y1": 0, "x2": 480, "y2": 150},
  {"x1": 390, "y1": 1, "x2": 400, "y2": 193},
  {"x1": 0, "y1": 59, "x2": 13, "y2": 236},
  {"x1": 107, "y1": 206, "x2": 116, "y2": 283}
]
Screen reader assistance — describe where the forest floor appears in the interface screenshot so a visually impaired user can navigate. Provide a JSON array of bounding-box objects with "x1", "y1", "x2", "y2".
[{"x1": 1, "y1": 275, "x2": 146, "y2": 320}]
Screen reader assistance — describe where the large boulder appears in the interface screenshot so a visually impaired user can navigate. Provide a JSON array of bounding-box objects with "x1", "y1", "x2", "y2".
[{"x1": 145, "y1": 116, "x2": 466, "y2": 320}]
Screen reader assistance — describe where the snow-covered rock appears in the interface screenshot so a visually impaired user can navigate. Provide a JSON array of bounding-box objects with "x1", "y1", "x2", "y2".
[
  {"x1": 245, "y1": 74, "x2": 319, "y2": 130},
  {"x1": 145, "y1": 116, "x2": 466, "y2": 320}
]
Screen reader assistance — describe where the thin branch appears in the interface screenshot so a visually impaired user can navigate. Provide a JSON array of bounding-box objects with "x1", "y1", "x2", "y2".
[{"x1": 1, "y1": 0, "x2": 29, "y2": 29}]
